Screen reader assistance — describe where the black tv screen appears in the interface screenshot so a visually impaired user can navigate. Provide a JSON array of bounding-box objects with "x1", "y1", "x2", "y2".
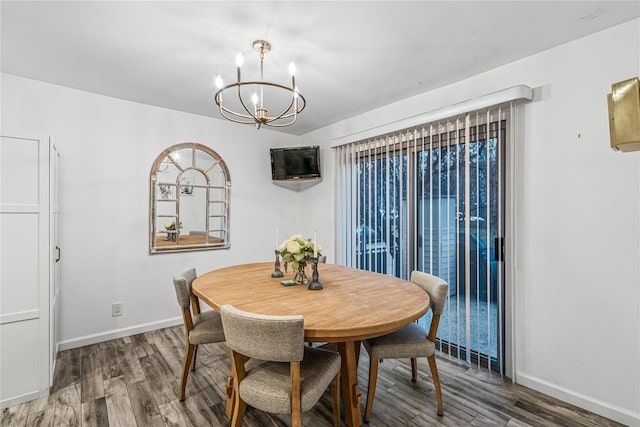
[{"x1": 270, "y1": 146, "x2": 321, "y2": 180}]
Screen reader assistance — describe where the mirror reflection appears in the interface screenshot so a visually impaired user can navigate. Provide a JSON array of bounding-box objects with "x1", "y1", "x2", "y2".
[{"x1": 150, "y1": 143, "x2": 231, "y2": 253}]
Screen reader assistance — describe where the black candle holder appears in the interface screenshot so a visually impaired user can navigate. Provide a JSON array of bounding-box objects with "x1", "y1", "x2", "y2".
[
  {"x1": 308, "y1": 257, "x2": 323, "y2": 290},
  {"x1": 271, "y1": 249, "x2": 284, "y2": 278}
]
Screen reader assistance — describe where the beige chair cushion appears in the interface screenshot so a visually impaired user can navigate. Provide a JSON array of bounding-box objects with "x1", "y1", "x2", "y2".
[
  {"x1": 239, "y1": 346, "x2": 341, "y2": 414},
  {"x1": 410, "y1": 271, "x2": 449, "y2": 315},
  {"x1": 221, "y1": 305, "x2": 304, "y2": 362},
  {"x1": 363, "y1": 322, "x2": 435, "y2": 360},
  {"x1": 173, "y1": 267, "x2": 198, "y2": 308},
  {"x1": 189, "y1": 310, "x2": 225, "y2": 345}
]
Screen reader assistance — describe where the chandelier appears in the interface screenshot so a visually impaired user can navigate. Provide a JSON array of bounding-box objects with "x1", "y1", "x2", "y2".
[{"x1": 214, "y1": 40, "x2": 306, "y2": 129}]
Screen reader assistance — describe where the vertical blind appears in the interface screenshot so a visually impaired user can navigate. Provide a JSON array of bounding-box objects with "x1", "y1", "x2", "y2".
[{"x1": 334, "y1": 104, "x2": 512, "y2": 372}]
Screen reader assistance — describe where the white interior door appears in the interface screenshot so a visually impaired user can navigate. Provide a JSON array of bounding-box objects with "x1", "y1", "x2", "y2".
[{"x1": 0, "y1": 133, "x2": 52, "y2": 407}]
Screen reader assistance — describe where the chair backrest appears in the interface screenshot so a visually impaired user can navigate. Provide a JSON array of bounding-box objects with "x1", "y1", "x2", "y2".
[
  {"x1": 410, "y1": 271, "x2": 449, "y2": 316},
  {"x1": 410, "y1": 271, "x2": 449, "y2": 342},
  {"x1": 220, "y1": 304, "x2": 304, "y2": 362},
  {"x1": 318, "y1": 255, "x2": 327, "y2": 263},
  {"x1": 173, "y1": 267, "x2": 197, "y2": 308}
]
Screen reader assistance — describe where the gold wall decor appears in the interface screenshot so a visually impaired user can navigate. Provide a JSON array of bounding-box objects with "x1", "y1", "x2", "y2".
[{"x1": 607, "y1": 77, "x2": 640, "y2": 152}]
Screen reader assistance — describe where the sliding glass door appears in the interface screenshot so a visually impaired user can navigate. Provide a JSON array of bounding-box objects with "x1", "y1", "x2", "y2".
[{"x1": 336, "y1": 109, "x2": 507, "y2": 372}]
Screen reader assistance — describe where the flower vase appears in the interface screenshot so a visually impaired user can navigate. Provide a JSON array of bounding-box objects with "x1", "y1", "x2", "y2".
[{"x1": 293, "y1": 262, "x2": 308, "y2": 284}]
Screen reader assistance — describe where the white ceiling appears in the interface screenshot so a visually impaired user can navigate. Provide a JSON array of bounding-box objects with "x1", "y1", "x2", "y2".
[{"x1": 2, "y1": 1, "x2": 639, "y2": 135}]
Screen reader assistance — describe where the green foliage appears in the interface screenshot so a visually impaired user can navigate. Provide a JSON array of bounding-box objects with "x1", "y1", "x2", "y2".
[{"x1": 279, "y1": 234, "x2": 322, "y2": 271}]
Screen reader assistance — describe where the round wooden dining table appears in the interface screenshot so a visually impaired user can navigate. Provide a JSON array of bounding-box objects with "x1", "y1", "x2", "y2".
[{"x1": 192, "y1": 262, "x2": 430, "y2": 427}]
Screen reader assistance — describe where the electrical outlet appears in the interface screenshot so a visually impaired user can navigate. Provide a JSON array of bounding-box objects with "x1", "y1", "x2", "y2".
[{"x1": 112, "y1": 302, "x2": 123, "y2": 317}]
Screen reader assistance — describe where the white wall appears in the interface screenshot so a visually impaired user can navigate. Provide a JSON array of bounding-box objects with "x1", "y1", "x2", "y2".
[
  {"x1": 302, "y1": 19, "x2": 640, "y2": 427},
  {"x1": 0, "y1": 74, "x2": 307, "y2": 346}
]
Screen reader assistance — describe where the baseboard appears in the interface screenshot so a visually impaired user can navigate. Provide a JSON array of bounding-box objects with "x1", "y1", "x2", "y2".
[
  {"x1": 516, "y1": 372, "x2": 640, "y2": 427},
  {"x1": 1, "y1": 388, "x2": 48, "y2": 409},
  {"x1": 57, "y1": 316, "x2": 183, "y2": 351}
]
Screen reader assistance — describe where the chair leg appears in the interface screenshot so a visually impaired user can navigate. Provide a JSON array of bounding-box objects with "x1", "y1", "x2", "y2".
[
  {"x1": 291, "y1": 361, "x2": 302, "y2": 427},
  {"x1": 230, "y1": 393, "x2": 247, "y2": 427},
  {"x1": 191, "y1": 344, "x2": 198, "y2": 372},
  {"x1": 179, "y1": 343, "x2": 196, "y2": 401},
  {"x1": 224, "y1": 375, "x2": 235, "y2": 420},
  {"x1": 411, "y1": 357, "x2": 418, "y2": 382},
  {"x1": 292, "y1": 410, "x2": 302, "y2": 427},
  {"x1": 363, "y1": 358, "x2": 379, "y2": 422},
  {"x1": 331, "y1": 371, "x2": 341, "y2": 427},
  {"x1": 229, "y1": 351, "x2": 248, "y2": 427},
  {"x1": 427, "y1": 354, "x2": 444, "y2": 416}
]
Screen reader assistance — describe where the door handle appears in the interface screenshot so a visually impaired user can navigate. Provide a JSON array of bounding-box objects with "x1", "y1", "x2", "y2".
[
  {"x1": 494, "y1": 237, "x2": 504, "y2": 262},
  {"x1": 55, "y1": 246, "x2": 61, "y2": 263}
]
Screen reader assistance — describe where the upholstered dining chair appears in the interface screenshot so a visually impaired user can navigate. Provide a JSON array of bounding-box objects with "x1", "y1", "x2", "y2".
[
  {"x1": 362, "y1": 271, "x2": 449, "y2": 420},
  {"x1": 173, "y1": 268, "x2": 226, "y2": 401},
  {"x1": 220, "y1": 304, "x2": 341, "y2": 427}
]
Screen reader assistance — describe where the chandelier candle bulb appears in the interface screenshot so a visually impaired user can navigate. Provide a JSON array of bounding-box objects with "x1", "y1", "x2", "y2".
[
  {"x1": 260, "y1": 84, "x2": 264, "y2": 108},
  {"x1": 252, "y1": 93, "x2": 258, "y2": 113},
  {"x1": 215, "y1": 76, "x2": 223, "y2": 102}
]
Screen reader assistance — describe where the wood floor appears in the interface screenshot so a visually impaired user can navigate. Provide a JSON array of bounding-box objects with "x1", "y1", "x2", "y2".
[{"x1": 1, "y1": 325, "x2": 623, "y2": 427}]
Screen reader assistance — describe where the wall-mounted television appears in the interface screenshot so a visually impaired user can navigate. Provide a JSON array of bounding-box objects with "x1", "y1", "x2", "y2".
[{"x1": 270, "y1": 146, "x2": 321, "y2": 181}]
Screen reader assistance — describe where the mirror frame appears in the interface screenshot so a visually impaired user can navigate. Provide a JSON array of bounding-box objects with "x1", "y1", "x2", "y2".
[{"x1": 149, "y1": 142, "x2": 231, "y2": 254}]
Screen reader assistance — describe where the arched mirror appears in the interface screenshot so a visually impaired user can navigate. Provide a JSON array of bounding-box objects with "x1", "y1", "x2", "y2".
[{"x1": 150, "y1": 143, "x2": 231, "y2": 253}]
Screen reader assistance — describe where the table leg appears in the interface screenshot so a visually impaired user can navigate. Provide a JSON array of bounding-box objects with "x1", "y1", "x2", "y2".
[{"x1": 337, "y1": 341, "x2": 362, "y2": 427}]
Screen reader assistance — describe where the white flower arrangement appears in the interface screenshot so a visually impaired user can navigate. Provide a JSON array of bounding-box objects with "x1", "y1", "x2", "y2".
[
  {"x1": 278, "y1": 234, "x2": 322, "y2": 271},
  {"x1": 164, "y1": 220, "x2": 182, "y2": 231}
]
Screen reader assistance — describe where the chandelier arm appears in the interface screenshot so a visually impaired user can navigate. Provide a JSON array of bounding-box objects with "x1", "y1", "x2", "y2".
[
  {"x1": 216, "y1": 82, "x2": 306, "y2": 118},
  {"x1": 263, "y1": 117, "x2": 298, "y2": 127},
  {"x1": 218, "y1": 106, "x2": 261, "y2": 125},
  {"x1": 221, "y1": 84, "x2": 258, "y2": 121},
  {"x1": 261, "y1": 95, "x2": 307, "y2": 127},
  {"x1": 261, "y1": 93, "x2": 307, "y2": 124},
  {"x1": 214, "y1": 83, "x2": 305, "y2": 127},
  {"x1": 215, "y1": 92, "x2": 243, "y2": 121},
  {"x1": 217, "y1": 98, "x2": 306, "y2": 125},
  {"x1": 216, "y1": 86, "x2": 261, "y2": 122},
  {"x1": 265, "y1": 96, "x2": 296, "y2": 122},
  {"x1": 235, "y1": 83, "x2": 261, "y2": 122}
]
